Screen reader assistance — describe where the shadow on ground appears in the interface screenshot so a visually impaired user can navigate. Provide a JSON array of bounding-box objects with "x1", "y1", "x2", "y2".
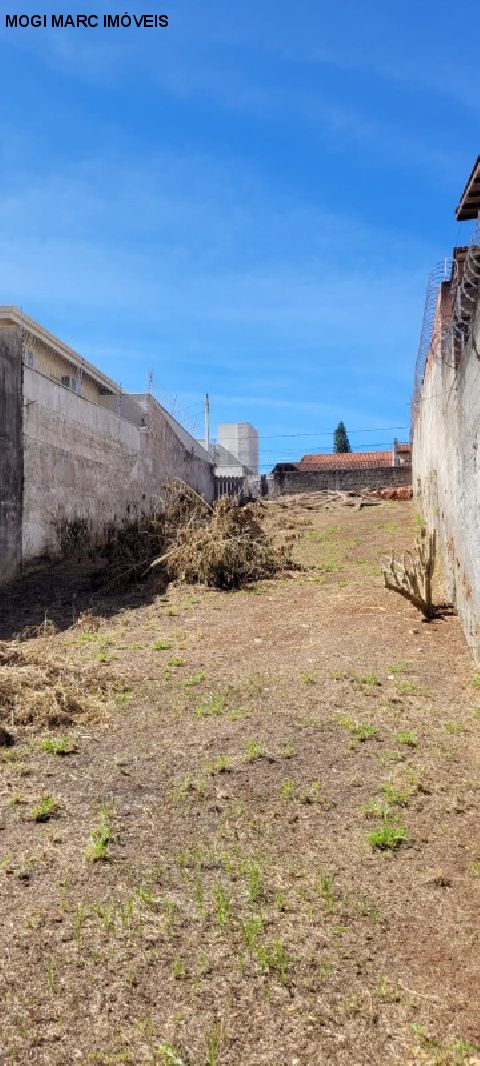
[{"x1": 0, "y1": 559, "x2": 168, "y2": 640}]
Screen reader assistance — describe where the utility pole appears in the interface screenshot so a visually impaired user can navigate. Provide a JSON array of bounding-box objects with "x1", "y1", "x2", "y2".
[{"x1": 204, "y1": 392, "x2": 210, "y2": 453}]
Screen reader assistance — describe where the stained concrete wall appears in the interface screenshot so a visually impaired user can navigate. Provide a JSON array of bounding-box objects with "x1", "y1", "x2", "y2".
[
  {"x1": 0, "y1": 327, "x2": 23, "y2": 582},
  {"x1": 0, "y1": 321, "x2": 214, "y2": 577},
  {"x1": 273, "y1": 465, "x2": 412, "y2": 496},
  {"x1": 21, "y1": 369, "x2": 214, "y2": 566},
  {"x1": 413, "y1": 288, "x2": 480, "y2": 663}
]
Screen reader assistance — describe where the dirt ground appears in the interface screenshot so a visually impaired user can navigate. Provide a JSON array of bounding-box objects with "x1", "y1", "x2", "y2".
[{"x1": 0, "y1": 496, "x2": 479, "y2": 1066}]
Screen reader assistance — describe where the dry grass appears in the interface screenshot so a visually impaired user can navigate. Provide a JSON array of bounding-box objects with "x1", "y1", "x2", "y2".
[
  {"x1": 0, "y1": 639, "x2": 117, "y2": 729},
  {"x1": 163, "y1": 497, "x2": 293, "y2": 589},
  {"x1": 0, "y1": 497, "x2": 478, "y2": 1066}
]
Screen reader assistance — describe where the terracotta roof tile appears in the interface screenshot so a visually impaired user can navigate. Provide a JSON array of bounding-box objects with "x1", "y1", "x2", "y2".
[{"x1": 298, "y1": 450, "x2": 394, "y2": 470}]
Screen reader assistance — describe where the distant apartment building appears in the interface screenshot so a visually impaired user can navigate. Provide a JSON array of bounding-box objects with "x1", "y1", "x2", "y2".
[
  {"x1": 0, "y1": 306, "x2": 214, "y2": 584},
  {"x1": 217, "y1": 422, "x2": 259, "y2": 475}
]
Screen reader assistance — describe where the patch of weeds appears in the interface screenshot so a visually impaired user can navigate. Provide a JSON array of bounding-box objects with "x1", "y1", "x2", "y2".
[
  {"x1": 40, "y1": 736, "x2": 77, "y2": 756},
  {"x1": 381, "y1": 780, "x2": 414, "y2": 807},
  {"x1": 375, "y1": 975, "x2": 401, "y2": 1002},
  {"x1": 115, "y1": 687, "x2": 133, "y2": 705},
  {"x1": 256, "y1": 938, "x2": 289, "y2": 983},
  {"x1": 367, "y1": 822, "x2": 407, "y2": 851},
  {"x1": 241, "y1": 915, "x2": 263, "y2": 954},
  {"x1": 175, "y1": 773, "x2": 207, "y2": 801},
  {"x1": 299, "y1": 672, "x2": 317, "y2": 684},
  {"x1": 280, "y1": 743, "x2": 295, "y2": 759},
  {"x1": 362, "y1": 798, "x2": 392, "y2": 820},
  {"x1": 337, "y1": 716, "x2": 377, "y2": 743},
  {"x1": 301, "y1": 779, "x2": 333, "y2": 807},
  {"x1": 387, "y1": 661, "x2": 407, "y2": 675},
  {"x1": 153, "y1": 640, "x2": 174, "y2": 651},
  {"x1": 355, "y1": 672, "x2": 379, "y2": 687},
  {"x1": 377, "y1": 521, "x2": 399, "y2": 533},
  {"x1": 472, "y1": 673, "x2": 480, "y2": 690},
  {"x1": 158, "y1": 1047, "x2": 188, "y2": 1066},
  {"x1": 204, "y1": 755, "x2": 231, "y2": 775},
  {"x1": 244, "y1": 859, "x2": 263, "y2": 902},
  {"x1": 168, "y1": 657, "x2": 186, "y2": 668},
  {"x1": 356, "y1": 896, "x2": 381, "y2": 923},
  {"x1": 205, "y1": 1024, "x2": 222, "y2": 1066},
  {"x1": 245, "y1": 740, "x2": 265, "y2": 762},
  {"x1": 31, "y1": 795, "x2": 60, "y2": 822},
  {"x1": 470, "y1": 860, "x2": 480, "y2": 878},
  {"x1": 226, "y1": 706, "x2": 251, "y2": 721},
  {"x1": 280, "y1": 779, "x2": 295, "y2": 800},
  {"x1": 379, "y1": 749, "x2": 405, "y2": 766},
  {"x1": 172, "y1": 956, "x2": 185, "y2": 980},
  {"x1": 444, "y1": 721, "x2": 466, "y2": 735},
  {"x1": 97, "y1": 649, "x2": 108, "y2": 664},
  {"x1": 395, "y1": 730, "x2": 418, "y2": 747},
  {"x1": 184, "y1": 670, "x2": 206, "y2": 687},
  {"x1": 194, "y1": 693, "x2": 226, "y2": 718},
  {"x1": 316, "y1": 872, "x2": 336, "y2": 912},
  {"x1": 410, "y1": 1024, "x2": 480, "y2": 1063},
  {"x1": 274, "y1": 889, "x2": 287, "y2": 912},
  {"x1": 395, "y1": 679, "x2": 420, "y2": 696},
  {"x1": 89, "y1": 1050, "x2": 134, "y2": 1064},
  {"x1": 212, "y1": 882, "x2": 231, "y2": 929},
  {"x1": 85, "y1": 814, "x2": 113, "y2": 862}
]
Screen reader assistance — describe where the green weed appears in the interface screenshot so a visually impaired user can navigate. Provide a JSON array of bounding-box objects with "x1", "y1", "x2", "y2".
[
  {"x1": 256, "y1": 939, "x2": 289, "y2": 983},
  {"x1": 40, "y1": 736, "x2": 76, "y2": 756},
  {"x1": 395, "y1": 730, "x2": 418, "y2": 747},
  {"x1": 153, "y1": 640, "x2": 173, "y2": 651},
  {"x1": 241, "y1": 916, "x2": 263, "y2": 954},
  {"x1": 85, "y1": 815, "x2": 113, "y2": 862},
  {"x1": 31, "y1": 795, "x2": 59, "y2": 822},
  {"x1": 158, "y1": 1047, "x2": 187, "y2": 1066},
  {"x1": 245, "y1": 740, "x2": 265, "y2": 761},
  {"x1": 184, "y1": 671, "x2": 206, "y2": 687},
  {"x1": 367, "y1": 823, "x2": 407, "y2": 851},
  {"x1": 212, "y1": 882, "x2": 231, "y2": 929},
  {"x1": 194, "y1": 693, "x2": 226, "y2": 718},
  {"x1": 337, "y1": 716, "x2": 377, "y2": 743}
]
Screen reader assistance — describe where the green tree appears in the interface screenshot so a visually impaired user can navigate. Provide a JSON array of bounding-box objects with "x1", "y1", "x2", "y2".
[{"x1": 333, "y1": 421, "x2": 351, "y2": 453}]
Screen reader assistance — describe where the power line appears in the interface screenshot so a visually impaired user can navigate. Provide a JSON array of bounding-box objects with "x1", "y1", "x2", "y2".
[{"x1": 244, "y1": 426, "x2": 409, "y2": 440}]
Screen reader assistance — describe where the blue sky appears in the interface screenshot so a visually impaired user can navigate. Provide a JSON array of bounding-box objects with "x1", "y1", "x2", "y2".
[{"x1": 0, "y1": 0, "x2": 477, "y2": 470}]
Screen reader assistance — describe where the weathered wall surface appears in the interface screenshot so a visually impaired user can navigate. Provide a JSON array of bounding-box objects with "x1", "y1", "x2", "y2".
[
  {"x1": 413, "y1": 297, "x2": 479, "y2": 663},
  {"x1": 273, "y1": 465, "x2": 412, "y2": 496},
  {"x1": 0, "y1": 327, "x2": 23, "y2": 582},
  {"x1": 21, "y1": 371, "x2": 214, "y2": 567},
  {"x1": 134, "y1": 395, "x2": 214, "y2": 503}
]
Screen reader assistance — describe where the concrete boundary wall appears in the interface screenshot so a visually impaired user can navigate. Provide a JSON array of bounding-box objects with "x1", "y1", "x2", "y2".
[
  {"x1": 0, "y1": 323, "x2": 214, "y2": 581},
  {"x1": 413, "y1": 289, "x2": 479, "y2": 663},
  {"x1": 272, "y1": 465, "x2": 412, "y2": 496},
  {"x1": 0, "y1": 328, "x2": 23, "y2": 582}
]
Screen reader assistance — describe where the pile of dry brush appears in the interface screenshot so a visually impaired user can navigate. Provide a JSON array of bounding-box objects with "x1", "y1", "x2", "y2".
[
  {"x1": 99, "y1": 482, "x2": 293, "y2": 592},
  {"x1": 0, "y1": 639, "x2": 116, "y2": 731}
]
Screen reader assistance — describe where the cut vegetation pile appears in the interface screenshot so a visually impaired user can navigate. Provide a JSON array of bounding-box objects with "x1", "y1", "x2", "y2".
[
  {"x1": 0, "y1": 640, "x2": 115, "y2": 730},
  {"x1": 162, "y1": 496, "x2": 293, "y2": 590},
  {"x1": 99, "y1": 483, "x2": 293, "y2": 592}
]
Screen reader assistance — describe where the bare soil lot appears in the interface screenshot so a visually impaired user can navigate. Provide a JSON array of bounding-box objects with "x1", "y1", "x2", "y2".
[{"x1": 0, "y1": 497, "x2": 479, "y2": 1065}]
